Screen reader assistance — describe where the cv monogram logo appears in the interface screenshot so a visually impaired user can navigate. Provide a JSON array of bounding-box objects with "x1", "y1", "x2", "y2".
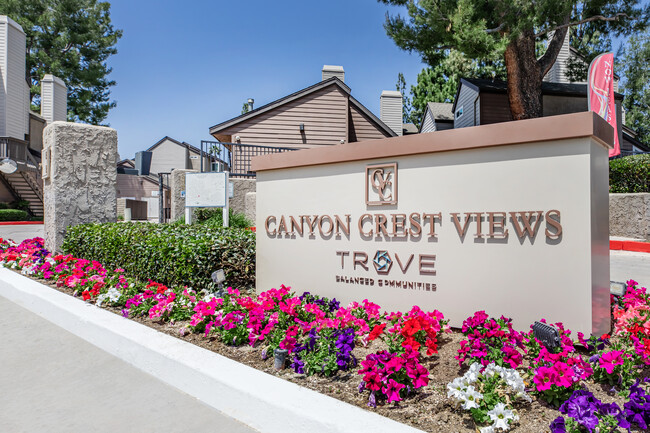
[
  {"x1": 366, "y1": 163, "x2": 397, "y2": 206},
  {"x1": 371, "y1": 169, "x2": 393, "y2": 201}
]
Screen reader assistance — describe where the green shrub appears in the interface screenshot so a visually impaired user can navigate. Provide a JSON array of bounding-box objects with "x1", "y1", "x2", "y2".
[
  {"x1": 193, "y1": 208, "x2": 253, "y2": 229},
  {"x1": 61, "y1": 222, "x2": 255, "y2": 290},
  {"x1": 0, "y1": 203, "x2": 9, "y2": 210},
  {"x1": 610, "y1": 154, "x2": 650, "y2": 193},
  {"x1": 10, "y1": 200, "x2": 30, "y2": 211},
  {"x1": 0, "y1": 209, "x2": 29, "y2": 221}
]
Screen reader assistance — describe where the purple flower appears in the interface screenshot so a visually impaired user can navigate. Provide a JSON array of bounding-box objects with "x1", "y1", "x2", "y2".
[
  {"x1": 549, "y1": 417, "x2": 566, "y2": 433},
  {"x1": 367, "y1": 391, "x2": 376, "y2": 408},
  {"x1": 291, "y1": 356, "x2": 305, "y2": 374}
]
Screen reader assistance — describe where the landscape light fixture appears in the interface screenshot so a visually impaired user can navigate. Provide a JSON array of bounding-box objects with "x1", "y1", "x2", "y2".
[
  {"x1": 610, "y1": 281, "x2": 626, "y2": 297},
  {"x1": 532, "y1": 321, "x2": 560, "y2": 350},
  {"x1": 0, "y1": 158, "x2": 18, "y2": 174}
]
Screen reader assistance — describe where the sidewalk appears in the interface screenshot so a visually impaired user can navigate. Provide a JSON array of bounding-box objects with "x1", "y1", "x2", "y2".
[
  {"x1": 0, "y1": 296, "x2": 257, "y2": 433},
  {"x1": 610, "y1": 249, "x2": 650, "y2": 289}
]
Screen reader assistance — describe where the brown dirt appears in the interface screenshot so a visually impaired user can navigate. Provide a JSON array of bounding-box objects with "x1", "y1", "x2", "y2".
[{"x1": 21, "y1": 273, "x2": 648, "y2": 433}]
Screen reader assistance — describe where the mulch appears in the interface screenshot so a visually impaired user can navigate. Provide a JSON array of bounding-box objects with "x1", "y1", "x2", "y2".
[{"x1": 16, "y1": 272, "x2": 648, "y2": 433}]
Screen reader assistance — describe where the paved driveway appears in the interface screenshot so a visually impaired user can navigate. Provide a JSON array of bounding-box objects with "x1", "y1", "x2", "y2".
[
  {"x1": 0, "y1": 224, "x2": 44, "y2": 243},
  {"x1": 0, "y1": 296, "x2": 257, "y2": 433}
]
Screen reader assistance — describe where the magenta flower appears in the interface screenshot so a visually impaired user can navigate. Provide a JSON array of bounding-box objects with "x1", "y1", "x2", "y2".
[
  {"x1": 534, "y1": 366, "x2": 557, "y2": 391},
  {"x1": 599, "y1": 351, "x2": 624, "y2": 374},
  {"x1": 382, "y1": 379, "x2": 405, "y2": 403},
  {"x1": 553, "y1": 362, "x2": 575, "y2": 388}
]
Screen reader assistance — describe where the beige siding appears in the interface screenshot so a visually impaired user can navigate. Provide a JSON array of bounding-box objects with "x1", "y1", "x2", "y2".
[
  {"x1": 149, "y1": 138, "x2": 189, "y2": 174},
  {"x1": 218, "y1": 85, "x2": 349, "y2": 148},
  {"x1": 0, "y1": 17, "x2": 28, "y2": 139},
  {"x1": 116, "y1": 174, "x2": 160, "y2": 200},
  {"x1": 349, "y1": 104, "x2": 391, "y2": 142}
]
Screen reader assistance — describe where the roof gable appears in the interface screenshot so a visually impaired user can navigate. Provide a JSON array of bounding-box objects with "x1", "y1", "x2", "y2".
[{"x1": 209, "y1": 77, "x2": 352, "y2": 135}]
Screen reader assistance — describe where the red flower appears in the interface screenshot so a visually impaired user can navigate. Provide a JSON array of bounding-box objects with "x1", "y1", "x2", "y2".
[
  {"x1": 367, "y1": 323, "x2": 386, "y2": 341},
  {"x1": 82, "y1": 290, "x2": 91, "y2": 301}
]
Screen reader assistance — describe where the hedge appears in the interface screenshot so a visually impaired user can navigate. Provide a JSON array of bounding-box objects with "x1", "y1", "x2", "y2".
[
  {"x1": 194, "y1": 208, "x2": 253, "y2": 229},
  {"x1": 61, "y1": 223, "x2": 255, "y2": 290},
  {"x1": 0, "y1": 209, "x2": 29, "y2": 221},
  {"x1": 610, "y1": 154, "x2": 650, "y2": 193}
]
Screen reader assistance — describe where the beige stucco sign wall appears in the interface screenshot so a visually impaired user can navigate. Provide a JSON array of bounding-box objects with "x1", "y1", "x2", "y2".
[{"x1": 253, "y1": 112, "x2": 612, "y2": 335}]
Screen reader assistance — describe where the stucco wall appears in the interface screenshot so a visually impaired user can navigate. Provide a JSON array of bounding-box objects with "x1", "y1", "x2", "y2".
[
  {"x1": 43, "y1": 122, "x2": 117, "y2": 252},
  {"x1": 231, "y1": 178, "x2": 256, "y2": 215},
  {"x1": 244, "y1": 192, "x2": 256, "y2": 224},
  {"x1": 170, "y1": 169, "x2": 196, "y2": 222},
  {"x1": 609, "y1": 193, "x2": 650, "y2": 240}
]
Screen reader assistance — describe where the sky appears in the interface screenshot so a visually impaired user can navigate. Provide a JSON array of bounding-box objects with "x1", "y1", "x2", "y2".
[{"x1": 104, "y1": 0, "x2": 426, "y2": 160}]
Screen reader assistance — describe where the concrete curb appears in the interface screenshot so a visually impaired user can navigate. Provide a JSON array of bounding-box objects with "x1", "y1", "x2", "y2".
[{"x1": 0, "y1": 268, "x2": 424, "y2": 433}]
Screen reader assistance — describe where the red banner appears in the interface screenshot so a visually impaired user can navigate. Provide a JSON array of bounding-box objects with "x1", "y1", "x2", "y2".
[{"x1": 588, "y1": 53, "x2": 619, "y2": 157}]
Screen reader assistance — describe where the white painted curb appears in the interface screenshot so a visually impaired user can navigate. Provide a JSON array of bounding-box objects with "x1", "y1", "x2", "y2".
[{"x1": 0, "y1": 268, "x2": 424, "y2": 433}]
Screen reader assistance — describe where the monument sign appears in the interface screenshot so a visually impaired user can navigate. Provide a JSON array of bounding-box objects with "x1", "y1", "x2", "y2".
[{"x1": 252, "y1": 112, "x2": 612, "y2": 335}]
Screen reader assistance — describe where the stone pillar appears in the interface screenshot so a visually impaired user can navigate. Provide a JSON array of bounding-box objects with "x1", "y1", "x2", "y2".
[
  {"x1": 170, "y1": 169, "x2": 197, "y2": 222},
  {"x1": 43, "y1": 122, "x2": 117, "y2": 253},
  {"x1": 244, "y1": 192, "x2": 256, "y2": 225},
  {"x1": 230, "y1": 178, "x2": 256, "y2": 215}
]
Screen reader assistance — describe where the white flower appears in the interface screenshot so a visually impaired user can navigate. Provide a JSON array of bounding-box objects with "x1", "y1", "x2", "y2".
[
  {"x1": 107, "y1": 287, "x2": 121, "y2": 302},
  {"x1": 460, "y1": 385, "x2": 483, "y2": 410},
  {"x1": 95, "y1": 293, "x2": 108, "y2": 307},
  {"x1": 447, "y1": 377, "x2": 468, "y2": 399},
  {"x1": 487, "y1": 403, "x2": 517, "y2": 431},
  {"x1": 21, "y1": 265, "x2": 35, "y2": 275},
  {"x1": 464, "y1": 362, "x2": 482, "y2": 383}
]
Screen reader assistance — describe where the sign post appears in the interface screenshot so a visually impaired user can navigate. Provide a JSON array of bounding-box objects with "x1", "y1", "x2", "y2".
[{"x1": 185, "y1": 171, "x2": 229, "y2": 228}]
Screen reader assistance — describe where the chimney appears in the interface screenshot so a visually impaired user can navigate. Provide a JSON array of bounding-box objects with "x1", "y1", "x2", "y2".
[
  {"x1": 380, "y1": 90, "x2": 403, "y2": 136},
  {"x1": 41, "y1": 74, "x2": 67, "y2": 124},
  {"x1": 322, "y1": 65, "x2": 344, "y2": 82},
  {"x1": 0, "y1": 16, "x2": 29, "y2": 139}
]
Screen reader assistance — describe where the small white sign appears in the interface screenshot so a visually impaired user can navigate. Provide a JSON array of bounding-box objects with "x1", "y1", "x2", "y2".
[
  {"x1": 186, "y1": 172, "x2": 227, "y2": 208},
  {"x1": 151, "y1": 191, "x2": 159, "y2": 197},
  {"x1": 190, "y1": 155, "x2": 199, "y2": 160}
]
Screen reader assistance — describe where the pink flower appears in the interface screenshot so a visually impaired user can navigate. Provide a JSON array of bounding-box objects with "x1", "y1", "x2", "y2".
[
  {"x1": 552, "y1": 362, "x2": 574, "y2": 388},
  {"x1": 382, "y1": 379, "x2": 405, "y2": 403},
  {"x1": 533, "y1": 366, "x2": 556, "y2": 391},
  {"x1": 599, "y1": 350, "x2": 624, "y2": 374}
]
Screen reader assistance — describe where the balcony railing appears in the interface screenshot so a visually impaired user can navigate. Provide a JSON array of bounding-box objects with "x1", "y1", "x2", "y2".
[
  {"x1": 200, "y1": 141, "x2": 299, "y2": 178},
  {"x1": 0, "y1": 137, "x2": 40, "y2": 173}
]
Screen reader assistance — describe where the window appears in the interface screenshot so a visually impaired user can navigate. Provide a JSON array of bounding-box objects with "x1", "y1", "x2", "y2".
[{"x1": 455, "y1": 106, "x2": 464, "y2": 119}]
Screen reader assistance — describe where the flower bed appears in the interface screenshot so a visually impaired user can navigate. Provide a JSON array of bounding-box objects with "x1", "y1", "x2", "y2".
[{"x1": 1, "y1": 237, "x2": 649, "y2": 432}]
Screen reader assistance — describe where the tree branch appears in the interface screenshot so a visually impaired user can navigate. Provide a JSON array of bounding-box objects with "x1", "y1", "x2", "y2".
[
  {"x1": 535, "y1": 13, "x2": 629, "y2": 38},
  {"x1": 537, "y1": 15, "x2": 570, "y2": 78},
  {"x1": 485, "y1": 22, "x2": 506, "y2": 34}
]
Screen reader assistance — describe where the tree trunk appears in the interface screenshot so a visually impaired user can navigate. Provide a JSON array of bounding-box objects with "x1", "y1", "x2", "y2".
[{"x1": 504, "y1": 30, "x2": 543, "y2": 120}]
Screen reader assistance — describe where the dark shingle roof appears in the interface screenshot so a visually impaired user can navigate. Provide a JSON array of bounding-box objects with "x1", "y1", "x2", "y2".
[
  {"x1": 426, "y1": 102, "x2": 454, "y2": 121},
  {"x1": 462, "y1": 77, "x2": 623, "y2": 100}
]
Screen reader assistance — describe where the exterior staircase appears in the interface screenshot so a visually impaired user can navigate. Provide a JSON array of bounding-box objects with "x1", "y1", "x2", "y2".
[{"x1": 0, "y1": 169, "x2": 44, "y2": 218}]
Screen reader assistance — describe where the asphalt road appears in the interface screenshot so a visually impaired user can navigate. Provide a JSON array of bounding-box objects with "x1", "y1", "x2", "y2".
[{"x1": 0, "y1": 296, "x2": 257, "y2": 433}]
